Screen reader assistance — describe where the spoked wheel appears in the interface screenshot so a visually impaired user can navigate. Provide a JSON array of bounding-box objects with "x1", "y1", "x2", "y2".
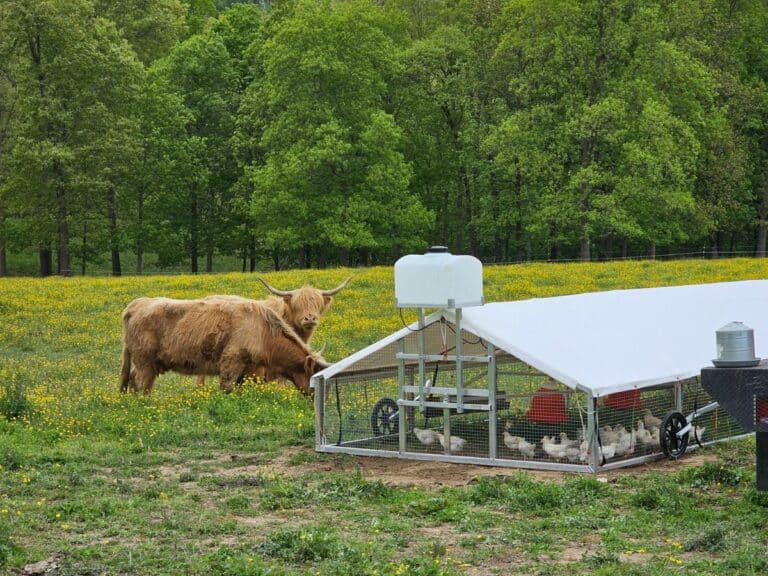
[
  {"x1": 660, "y1": 411, "x2": 689, "y2": 459},
  {"x1": 371, "y1": 397, "x2": 399, "y2": 436}
]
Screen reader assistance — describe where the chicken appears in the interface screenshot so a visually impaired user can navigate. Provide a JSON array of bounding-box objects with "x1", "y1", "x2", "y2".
[
  {"x1": 578, "y1": 439, "x2": 591, "y2": 462},
  {"x1": 599, "y1": 425, "x2": 619, "y2": 445},
  {"x1": 558, "y1": 432, "x2": 579, "y2": 448},
  {"x1": 613, "y1": 428, "x2": 635, "y2": 457},
  {"x1": 635, "y1": 421, "x2": 654, "y2": 445},
  {"x1": 643, "y1": 409, "x2": 662, "y2": 428},
  {"x1": 599, "y1": 442, "x2": 617, "y2": 460},
  {"x1": 503, "y1": 431, "x2": 536, "y2": 457},
  {"x1": 541, "y1": 435, "x2": 569, "y2": 460},
  {"x1": 565, "y1": 446, "x2": 584, "y2": 462},
  {"x1": 689, "y1": 425, "x2": 706, "y2": 441},
  {"x1": 435, "y1": 431, "x2": 466, "y2": 452},
  {"x1": 413, "y1": 427, "x2": 437, "y2": 446},
  {"x1": 650, "y1": 426, "x2": 660, "y2": 446}
]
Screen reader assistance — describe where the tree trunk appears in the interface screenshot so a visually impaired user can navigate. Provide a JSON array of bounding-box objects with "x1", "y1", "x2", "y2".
[
  {"x1": 650, "y1": 242, "x2": 656, "y2": 260},
  {"x1": 54, "y1": 161, "x2": 72, "y2": 276},
  {"x1": 249, "y1": 234, "x2": 256, "y2": 272},
  {"x1": 107, "y1": 185, "x2": 121, "y2": 277},
  {"x1": 0, "y1": 246, "x2": 6, "y2": 276},
  {"x1": 205, "y1": 188, "x2": 215, "y2": 273},
  {"x1": 190, "y1": 192, "x2": 199, "y2": 273},
  {"x1": 579, "y1": 137, "x2": 592, "y2": 262},
  {"x1": 81, "y1": 221, "x2": 87, "y2": 275},
  {"x1": 39, "y1": 244, "x2": 52, "y2": 277},
  {"x1": 549, "y1": 223, "x2": 559, "y2": 261},
  {"x1": 136, "y1": 188, "x2": 144, "y2": 274},
  {"x1": 756, "y1": 173, "x2": 768, "y2": 256}
]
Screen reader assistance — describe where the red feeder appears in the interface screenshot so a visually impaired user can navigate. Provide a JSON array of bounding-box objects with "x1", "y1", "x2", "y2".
[
  {"x1": 604, "y1": 389, "x2": 644, "y2": 410},
  {"x1": 527, "y1": 386, "x2": 567, "y2": 423},
  {"x1": 758, "y1": 398, "x2": 768, "y2": 422}
]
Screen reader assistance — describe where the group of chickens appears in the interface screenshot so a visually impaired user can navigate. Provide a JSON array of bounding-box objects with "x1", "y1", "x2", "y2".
[
  {"x1": 412, "y1": 408, "x2": 705, "y2": 462},
  {"x1": 412, "y1": 426, "x2": 467, "y2": 452}
]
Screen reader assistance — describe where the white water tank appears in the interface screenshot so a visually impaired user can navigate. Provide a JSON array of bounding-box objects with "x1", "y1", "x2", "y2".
[{"x1": 394, "y1": 246, "x2": 483, "y2": 308}]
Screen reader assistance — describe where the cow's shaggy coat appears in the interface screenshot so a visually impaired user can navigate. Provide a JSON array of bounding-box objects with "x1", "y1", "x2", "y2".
[{"x1": 119, "y1": 296, "x2": 327, "y2": 396}]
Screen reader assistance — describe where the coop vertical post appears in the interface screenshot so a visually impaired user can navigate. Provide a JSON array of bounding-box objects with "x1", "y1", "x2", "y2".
[
  {"x1": 674, "y1": 381, "x2": 683, "y2": 413},
  {"x1": 588, "y1": 394, "x2": 599, "y2": 471},
  {"x1": 455, "y1": 306, "x2": 464, "y2": 413},
  {"x1": 488, "y1": 342, "x2": 497, "y2": 460},
  {"x1": 315, "y1": 376, "x2": 324, "y2": 449},
  {"x1": 418, "y1": 308, "x2": 426, "y2": 413},
  {"x1": 398, "y1": 338, "x2": 406, "y2": 454}
]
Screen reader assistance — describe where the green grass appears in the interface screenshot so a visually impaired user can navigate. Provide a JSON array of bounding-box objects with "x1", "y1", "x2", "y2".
[{"x1": 1, "y1": 259, "x2": 768, "y2": 574}]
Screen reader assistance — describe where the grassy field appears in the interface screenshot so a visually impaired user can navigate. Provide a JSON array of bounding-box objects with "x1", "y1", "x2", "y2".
[{"x1": 1, "y1": 259, "x2": 768, "y2": 575}]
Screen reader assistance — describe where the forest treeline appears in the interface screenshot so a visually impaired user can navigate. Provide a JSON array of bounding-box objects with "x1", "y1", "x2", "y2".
[{"x1": 0, "y1": 0, "x2": 766, "y2": 276}]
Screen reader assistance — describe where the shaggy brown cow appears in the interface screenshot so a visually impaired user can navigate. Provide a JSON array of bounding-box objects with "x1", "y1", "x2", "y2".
[
  {"x1": 257, "y1": 276, "x2": 352, "y2": 343},
  {"x1": 195, "y1": 276, "x2": 351, "y2": 386},
  {"x1": 119, "y1": 296, "x2": 328, "y2": 397}
]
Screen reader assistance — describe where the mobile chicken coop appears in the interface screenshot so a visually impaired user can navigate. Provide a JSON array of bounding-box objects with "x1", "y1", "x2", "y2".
[{"x1": 311, "y1": 256, "x2": 768, "y2": 472}]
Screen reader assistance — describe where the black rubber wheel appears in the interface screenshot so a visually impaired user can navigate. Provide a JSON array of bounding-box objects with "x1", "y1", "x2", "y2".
[
  {"x1": 371, "y1": 397, "x2": 399, "y2": 436},
  {"x1": 660, "y1": 411, "x2": 689, "y2": 459}
]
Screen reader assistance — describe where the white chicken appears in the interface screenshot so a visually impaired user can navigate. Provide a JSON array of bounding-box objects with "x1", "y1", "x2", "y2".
[
  {"x1": 689, "y1": 425, "x2": 706, "y2": 441},
  {"x1": 503, "y1": 431, "x2": 536, "y2": 457},
  {"x1": 558, "y1": 432, "x2": 579, "y2": 448},
  {"x1": 635, "y1": 421, "x2": 654, "y2": 445},
  {"x1": 435, "y1": 431, "x2": 466, "y2": 452},
  {"x1": 577, "y1": 439, "x2": 590, "y2": 462},
  {"x1": 413, "y1": 427, "x2": 437, "y2": 446},
  {"x1": 599, "y1": 442, "x2": 617, "y2": 460},
  {"x1": 541, "y1": 435, "x2": 569, "y2": 460},
  {"x1": 643, "y1": 409, "x2": 662, "y2": 428},
  {"x1": 599, "y1": 425, "x2": 619, "y2": 445},
  {"x1": 650, "y1": 426, "x2": 660, "y2": 446},
  {"x1": 613, "y1": 428, "x2": 635, "y2": 457},
  {"x1": 565, "y1": 446, "x2": 584, "y2": 462}
]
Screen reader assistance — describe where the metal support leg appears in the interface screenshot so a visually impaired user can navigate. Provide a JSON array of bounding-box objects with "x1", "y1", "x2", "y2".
[
  {"x1": 588, "y1": 395, "x2": 599, "y2": 471},
  {"x1": 488, "y1": 343, "x2": 497, "y2": 461}
]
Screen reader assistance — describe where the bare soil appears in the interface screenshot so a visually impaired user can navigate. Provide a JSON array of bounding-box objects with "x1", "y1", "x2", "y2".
[{"x1": 264, "y1": 446, "x2": 719, "y2": 487}]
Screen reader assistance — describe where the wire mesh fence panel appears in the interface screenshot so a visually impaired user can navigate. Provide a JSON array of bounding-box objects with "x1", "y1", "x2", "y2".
[
  {"x1": 681, "y1": 378, "x2": 745, "y2": 445},
  {"x1": 496, "y1": 365, "x2": 589, "y2": 465},
  {"x1": 322, "y1": 371, "x2": 400, "y2": 451},
  {"x1": 317, "y1": 321, "x2": 750, "y2": 470},
  {"x1": 595, "y1": 385, "x2": 674, "y2": 463}
]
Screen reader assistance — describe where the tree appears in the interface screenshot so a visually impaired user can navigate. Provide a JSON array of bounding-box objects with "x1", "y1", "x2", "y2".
[
  {"x1": 247, "y1": 0, "x2": 431, "y2": 267},
  {"x1": 152, "y1": 30, "x2": 238, "y2": 272},
  {"x1": 0, "y1": 0, "x2": 143, "y2": 276},
  {"x1": 94, "y1": 0, "x2": 187, "y2": 65}
]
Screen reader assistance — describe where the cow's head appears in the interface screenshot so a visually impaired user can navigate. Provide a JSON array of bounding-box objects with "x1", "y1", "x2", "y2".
[
  {"x1": 258, "y1": 276, "x2": 351, "y2": 338},
  {"x1": 286, "y1": 352, "x2": 330, "y2": 399}
]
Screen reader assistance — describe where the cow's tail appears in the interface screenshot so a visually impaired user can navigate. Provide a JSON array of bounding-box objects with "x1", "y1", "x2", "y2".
[{"x1": 119, "y1": 345, "x2": 132, "y2": 393}]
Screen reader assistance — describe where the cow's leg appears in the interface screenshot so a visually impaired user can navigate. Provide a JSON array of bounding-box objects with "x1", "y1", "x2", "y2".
[
  {"x1": 196, "y1": 375, "x2": 206, "y2": 387},
  {"x1": 127, "y1": 368, "x2": 139, "y2": 392},
  {"x1": 131, "y1": 361, "x2": 158, "y2": 394},
  {"x1": 218, "y1": 363, "x2": 238, "y2": 393}
]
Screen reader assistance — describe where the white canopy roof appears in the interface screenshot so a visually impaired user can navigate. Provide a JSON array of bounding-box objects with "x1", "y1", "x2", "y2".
[
  {"x1": 447, "y1": 279, "x2": 768, "y2": 396},
  {"x1": 315, "y1": 280, "x2": 768, "y2": 396}
]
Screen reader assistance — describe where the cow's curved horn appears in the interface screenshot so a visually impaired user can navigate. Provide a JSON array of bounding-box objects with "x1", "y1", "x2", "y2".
[
  {"x1": 257, "y1": 277, "x2": 294, "y2": 297},
  {"x1": 321, "y1": 276, "x2": 352, "y2": 297}
]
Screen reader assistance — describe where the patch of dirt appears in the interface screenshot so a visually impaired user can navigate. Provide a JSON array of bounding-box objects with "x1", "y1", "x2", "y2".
[
  {"x1": 282, "y1": 448, "x2": 721, "y2": 488},
  {"x1": 155, "y1": 445, "x2": 720, "y2": 489}
]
